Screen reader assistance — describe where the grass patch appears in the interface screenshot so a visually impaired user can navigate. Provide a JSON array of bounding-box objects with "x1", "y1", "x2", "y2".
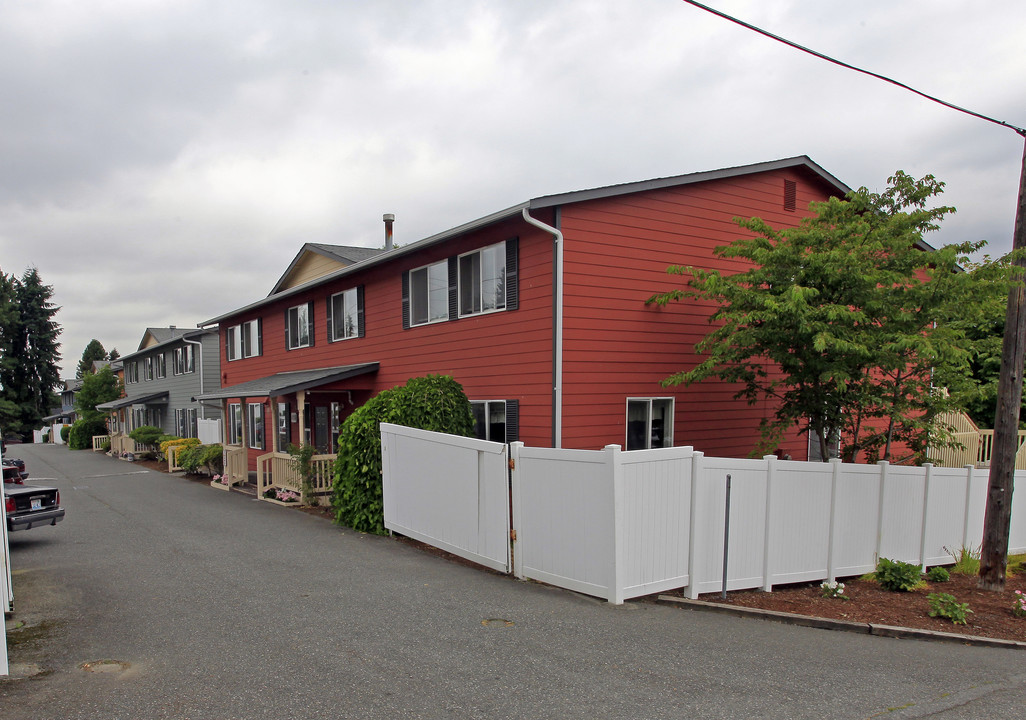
[{"x1": 944, "y1": 544, "x2": 980, "y2": 575}]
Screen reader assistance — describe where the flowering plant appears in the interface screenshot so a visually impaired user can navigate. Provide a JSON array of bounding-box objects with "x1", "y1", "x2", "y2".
[
  {"x1": 1013, "y1": 590, "x2": 1026, "y2": 618},
  {"x1": 212, "y1": 474, "x2": 228, "y2": 485},
  {"x1": 820, "y1": 580, "x2": 848, "y2": 600},
  {"x1": 275, "y1": 488, "x2": 300, "y2": 503}
]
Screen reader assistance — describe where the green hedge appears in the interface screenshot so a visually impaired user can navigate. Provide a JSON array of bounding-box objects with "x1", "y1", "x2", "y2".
[
  {"x1": 178, "y1": 444, "x2": 224, "y2": 475},
  {"x1": 68, "y1": 418, "x2": 108, "y2": 450},
  {"x1": 332, "y1": 375, "x2": 474, "y2": 534}
]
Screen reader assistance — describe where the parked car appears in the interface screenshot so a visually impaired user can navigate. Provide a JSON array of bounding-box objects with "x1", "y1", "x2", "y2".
[
  {"x1": 5, "y1": 483, "x2": 64, "y2": 532},
  {"x1": 3, "y1": 456, "x2": 28, "y2": 481}
]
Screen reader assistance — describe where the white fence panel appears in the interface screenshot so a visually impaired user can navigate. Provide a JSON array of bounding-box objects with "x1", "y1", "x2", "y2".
[
  {"x1": 381, "y1": 423, "x2": 510, "y2": 573},
  {"x1": 831, "y1": 463, "x2": 882, "y2": 578},
  {"x1": 197, "y1": 418, "x2": 222, "y2": 445},
  {"x1": 878, "y1": 464, "x2": 927, "y2": 563},
  {"x1": 512, "y1": 445, "x2": 615, "y2": 600},
  {"x1": 766, "y1": 460, "x2": 834, "y2": 586},
  {"x1": 1011, "y1": 470, "x2": 1026, "y2": 554}
]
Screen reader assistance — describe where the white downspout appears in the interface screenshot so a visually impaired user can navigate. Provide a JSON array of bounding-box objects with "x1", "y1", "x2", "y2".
[
  {"x1": 522, "y1": 207, "x2": 563, "y2": 448},
  {"x1": 183, "y1": 336, "x2": 205, "y2": 419}
]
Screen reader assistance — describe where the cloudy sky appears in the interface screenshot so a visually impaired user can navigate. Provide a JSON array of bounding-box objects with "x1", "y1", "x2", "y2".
[{"x1": 2, "y1": 0, "x2": 1024, "y2": 378}]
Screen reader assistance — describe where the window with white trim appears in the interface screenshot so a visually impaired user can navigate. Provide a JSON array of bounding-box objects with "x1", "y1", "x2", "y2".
[
  {"x1": 155, "y1": 353, "x2": 166, "y2": 379},
  {"x1": 173, "y1": 345, "x2": 194, "y2": 375},
  {"x1": 626, "y1": 398, "x2": 674, "y2": 450},
  {"x1": 247, "y1": 403, "x2": 265, "y2": 449},
  {"x1": 328, "y1": 287, "x2": 363, "y2": 342},
  {"x1": 228, "y1": 403, "x2": 242, "y2": 445},
  {"x1": 144, "y1": 357, "x2": 154, "y2": 381},
  {"x1": 409, "y1": 260, "x2": 449, "y2": 326},
  {"x1": 175, "y1": 408, "x2": 198, "y2": 438},
  {"x1": 286, "y1": 302, "x2": 314, "y2": 350},
  {"x1": 227, "y1": 319, "x2": 261, "y2": 361},
  {"x1": 277, "y1": 402, "x2": 291, "y2": 451},
  {"x1": 459, "y1": 242, "x2": 506, "y2": 317},
  {"x1": 471, "y1": 400, "x2": 518, "y2": 444},
  {"x1": 126, "y1": 361, "x2": 139, "y2": 384}
]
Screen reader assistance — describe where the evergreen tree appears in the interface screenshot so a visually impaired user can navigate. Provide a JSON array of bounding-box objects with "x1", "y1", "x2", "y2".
[
  {"x1": 0, "y1": 270, "x2": 20, "y2": 431},
  {"x1": 77, "y1": 339, "x2": 108, "y2": 378},
  {"x1": 108, "y1": 347, "x2": 120, "y2": 361}
]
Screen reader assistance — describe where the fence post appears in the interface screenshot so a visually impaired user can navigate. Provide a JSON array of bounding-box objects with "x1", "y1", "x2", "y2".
[
  {"x1": 761, "y1": 455, "x2": 776, "y2": 592},
  {"x1": 962, "y1": 464, "x2": 974, "y2": 550},
  {"x1": 510, "y1": 442, "x2": 525, "y2": 580},
  {"x1": 687, "y1": 451, "x2": 705, "y2": 599},
  {"x1": 875, "y1": 460, "x2": 890, "y2": 563},
  {"x1": 919, "y1": 463, "x2": 933, "y2": 571},
  {"x1": 827, "y1": 458, "x2": 841, "y2": 582},
  {"x1": 605, "y1": 444, "x2": 625, "y2": 605}
]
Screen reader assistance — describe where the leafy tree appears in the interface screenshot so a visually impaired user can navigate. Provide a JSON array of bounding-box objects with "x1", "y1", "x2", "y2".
[
  {"x1": 75, "y1": 365, "x2": 122, "y2": 424},
  {"x1": 77, "y1": 339, "x2": 108, "y2": 378},
  {"x1": 647, "y1": 171, "x2": 1004, "y2": 462},
  {"x1": 0, "y1": 268, "x2": 62, "y2": 437}
]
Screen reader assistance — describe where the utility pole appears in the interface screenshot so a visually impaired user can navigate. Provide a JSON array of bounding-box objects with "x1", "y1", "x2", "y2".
[{"x1": 979, "y1": 135, "x2": 1026, "y2": 591}]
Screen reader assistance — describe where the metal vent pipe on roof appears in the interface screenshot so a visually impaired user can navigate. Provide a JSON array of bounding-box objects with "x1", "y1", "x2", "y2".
[{"x1": 383, "y1": 213, "x2": 395, "y2": 250}]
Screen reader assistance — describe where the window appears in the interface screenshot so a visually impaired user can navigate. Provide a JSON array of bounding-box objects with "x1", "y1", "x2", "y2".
[
  {"x1": 247, "y1": 403, "x2": 265, "y2": 449},
  {"x1": 286, "y1": 302, "x2": 314, "y2": 350},
  {"x1": 459, "y1": 242, "x2": 506, "y2": 317},
  {"x1": 227, "y1": 319, "x2": 261, "y2": 361},
  {"x1": 155, "y1": 353, "x2": 166, "y2": 379},
  {"x1": 228, "y1": 403, "x2": 242, "y2": 445},
  {"x1": 144, "y1": 357, "x2": 154, "y2": 381},
  {"x1": 471, "y1": 400, "x2": 518, "y2": 444},
  {"x1": 328, "y1": 287, "x2": 363, "y2": 342},
  {"x1": 175, "y1": 408, "x2": 198, "y2": 438},
  {"x1": 126, "y1": 361, "x2": 139, "y2": 384},
  {"x1": 408, "y1": 260, "x2": 449, "y2": 326},
  {"x1": 173, "y1": 345, "x2": 194, "y2": 375},
  {"x1": 330, "y1": 401, "x2": 341, "y2": 454},
  {"x1": 626, "y1": 398, "x2": 674, "y2": 450},
  {"x1": 277, "y1": 402, "x2": 291, "y2": 451}
]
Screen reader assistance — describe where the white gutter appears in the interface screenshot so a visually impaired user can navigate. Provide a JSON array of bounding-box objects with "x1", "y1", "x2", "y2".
[
  {"x1": 522, "y1": 208, "x2": 563, "y2": 448},
  {"x1": 182, "y1": 336, "x2": 205, "y2": 419}
]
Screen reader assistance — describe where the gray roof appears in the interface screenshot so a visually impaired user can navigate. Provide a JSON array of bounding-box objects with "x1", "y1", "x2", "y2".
[
  {"x1": 269, "y1": 243, "x2": 387, "y2": 295},
  {"x1": 200, "y1": 156, "x2": 849, "y2": 327},
  {"x1": 119, "y1": 328, "x2": 216, "y2": 362},
  {"x1": 196, "y1": 363, "x2": 379, "y2": 401},
  {"x1": 96, "y1": 391, "x2": 170, "y2": 411}
]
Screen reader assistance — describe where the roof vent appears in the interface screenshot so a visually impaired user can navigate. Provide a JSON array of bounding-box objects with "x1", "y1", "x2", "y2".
[{"x1": 783, "y1": 180, "x2": 797, "y2": 211}]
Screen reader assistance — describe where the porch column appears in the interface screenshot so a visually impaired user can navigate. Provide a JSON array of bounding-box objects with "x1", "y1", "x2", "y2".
[
  {"x1": 297, "y1": 390, "x2": 307, "y2": 448},
  {"x1": 220, "y1": 399, "x2": 228, "y2": 445}
]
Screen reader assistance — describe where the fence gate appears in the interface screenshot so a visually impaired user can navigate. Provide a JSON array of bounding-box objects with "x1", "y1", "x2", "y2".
[{"x1": 380, "y1": 423, "x2": 511, "y2": 573}]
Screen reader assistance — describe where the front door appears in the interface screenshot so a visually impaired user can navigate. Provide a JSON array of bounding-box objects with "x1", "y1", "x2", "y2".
[{"x1": 314, "y1": 406, "x2": 330, "y2": 453}]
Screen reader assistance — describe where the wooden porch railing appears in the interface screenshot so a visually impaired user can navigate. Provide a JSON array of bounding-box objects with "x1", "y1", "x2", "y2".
[
  {"x1": 92, "y1": 435, "x2": 110, "y2": 452},
  {"x1": 223, "y1": 445, "x2": 248, "y2": 486},
  {"x1": 929, "y1": 409, "x2": 1026, "y2": 469},
  {"x1": 256, "y1": 451, "x2": 335, "y2": 505},
  {"x1": 977, "y1": 430, "x2": 1026, "y2": 470}
]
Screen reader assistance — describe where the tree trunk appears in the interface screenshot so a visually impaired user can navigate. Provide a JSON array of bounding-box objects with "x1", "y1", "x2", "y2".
[{"x1": 979, "y1": 137, "x2": 1026, "y2": 591}]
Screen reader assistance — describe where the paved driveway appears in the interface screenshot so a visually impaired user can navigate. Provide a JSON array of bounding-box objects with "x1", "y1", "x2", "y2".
[{"x1": 2, "y1": 443, "x2": 1024, "y2": 719}]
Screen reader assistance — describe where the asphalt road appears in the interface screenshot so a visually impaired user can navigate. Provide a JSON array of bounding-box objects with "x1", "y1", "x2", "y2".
[{"x1": 2, "y1": 443, "x2": 1024, "y2": 719}]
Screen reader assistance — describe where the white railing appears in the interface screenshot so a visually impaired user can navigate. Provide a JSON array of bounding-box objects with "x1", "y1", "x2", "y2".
[
  {"x1": 380, "y1": 424, "x2": 1026, "y2": 604},
  {"x1": 256, "y1": 451, "x2": 335, "y2": 504},
  {"x1": 92, "y1": 435, "x2": 111, "y2": 452},
  {"x1": 977, "y1": 430, "x2": 1026, "y2": 470},
  {"x1": 223, "y1": 445, "x2": 248, "y2": 486}
]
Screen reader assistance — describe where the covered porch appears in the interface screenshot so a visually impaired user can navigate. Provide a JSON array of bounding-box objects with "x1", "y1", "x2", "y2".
[
  {"x1": 95, "y1": 391, "x2": 170, "y2": 455},
  {"x1": 197, "y1": 363, "x2": 379, "y2": 503}
]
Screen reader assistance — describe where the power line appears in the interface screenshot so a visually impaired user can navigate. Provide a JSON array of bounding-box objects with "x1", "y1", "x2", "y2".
[{"x1": 681, "y1": 0, "x2": 1026, "y2": 137}]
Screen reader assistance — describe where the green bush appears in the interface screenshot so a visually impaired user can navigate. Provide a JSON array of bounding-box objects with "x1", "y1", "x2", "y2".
[
  {"x1": 60, "y1": 425, "x2": 72, "y2": 443},
  {"x1": 129, "y1": 425, "x2": 164, "y2": 446},
  {"x1": 926, "y1": 566, "x2": 950, "y2": 583},
  {"x1": 944, "y1": 544, "x2": 981, "y2": 575},
  {"x1": 68, "y1": 418, "x2": 108, "y2": 450},
  {"x1": 927, "y1": 593, "x2": 972, "y2": 625},
  {"x1": 177, "y1": 443, "x2": 223, "y2": 475},
  {"x1": 875, "y1": 557, "x2": 924, "y2": 592},
  {"x1": 332, "y1": 375, "x2": 474, "y2": 534}
]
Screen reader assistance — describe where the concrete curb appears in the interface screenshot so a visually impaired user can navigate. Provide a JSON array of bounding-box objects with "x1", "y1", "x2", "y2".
[{"x1": 656, "y1": 595, "x2": 1026, "y2": 650}]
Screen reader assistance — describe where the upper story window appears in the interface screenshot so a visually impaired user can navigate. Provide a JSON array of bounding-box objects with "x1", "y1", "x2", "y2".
[
  {"x1": 328, "y1": 287, "x2": 364, "y2": 342},
  {"x1": 459, "y1": 242, "x2": 506, "y2": 317},
  {"x1": 173, "y1": 345, "x2": 194, "y2": 375},
  {"x1": 227, "y1": 319, "x2": 261, "y2": 361},
  {"x1": 126, "y1": 361, "x2": 139, "y2": 384},
  {"x1": 144, "y1": 356, "x2": 154, "y2": 381},
  {"x1": 402, "y1": 238, "x2": 518, "y2": 329},
  {"x1": 155, "y1": 353, "x2": 166, "y2": 379},
  {"x1": 409, "y1": 260, "x2": 449, "y2": 326},
  {"x1": 626, "y1": 398, "x2": 674, "y2": 451},
  {"x1": 286, "y1": 302, "x2": 314, "y2": 350}
]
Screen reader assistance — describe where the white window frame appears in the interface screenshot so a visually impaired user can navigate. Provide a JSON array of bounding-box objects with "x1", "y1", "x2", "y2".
[
  {"x1": 126, "y1": 361, "x2": 139, "y2": 384},
  {"x1": 247, "y1": 403, "x2": 265, "y2": 450},
  {"x1": 329, "y1": 288, "x2": 360, "y2": 342},
  {"x1": 286, "y1": 303, "x2": 313, "y2": 350},
  {"x1": 155, "y1": 353, "x2": 166, "y2": 379},
  {"x1": 458, "y1": 242, "x2": 506, "y2": 318},
  {"x1": 409, "y1": 260, "x2": 449, "y2": 326},
  {"x1": 471, "y1": 400, "x2": 507, "y2": 443},
  {"x1": 173, "y1": 345, "x2": 194, "y2": 375},
  {"x1": 625, "y1": 397, "x2": 674, "y2": 451},
  {"x1": 144, "y1": 357, "x2": 154, "y2": 381},
  {"x1": 227, "y1": 319, "x2": 261, "y2": 361},
  {"x1": 228, "y1": 403, "x2": 242, "y2": 446}
]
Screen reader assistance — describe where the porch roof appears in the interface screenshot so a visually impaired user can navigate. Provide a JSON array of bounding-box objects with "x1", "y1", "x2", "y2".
[
  {"x1": 196, "y1": 362, "x2": 379, "y2": 401},
  {"x1": 96, "y1": 391, "x2": 170, "y2": 411}
]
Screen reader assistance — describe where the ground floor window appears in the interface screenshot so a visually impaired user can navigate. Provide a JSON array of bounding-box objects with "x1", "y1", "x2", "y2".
[
  {"x1": 626, "y1": 398, "x2": 674, "y2": 450},
  {"x1": 228, "y1": 403, "x2": 242, "y2": 445},
  {"x1": 470, "y1": 400, "x2": 518, "y2": 444},
  {"x1": 247, "y1": 403, "x2": 265, "y2": 449},
  {"x1": 277, "y1": 402, "x2": 291, "y2": 451}
]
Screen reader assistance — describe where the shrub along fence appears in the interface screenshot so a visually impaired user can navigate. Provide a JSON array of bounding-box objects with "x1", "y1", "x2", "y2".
[{"x1": 380, "y1": 423, "x2": 1026, "y2": 604}]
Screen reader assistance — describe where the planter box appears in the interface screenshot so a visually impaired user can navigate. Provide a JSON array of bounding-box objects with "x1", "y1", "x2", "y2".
[
  {"x1": 260, "y1": 496, "x2": 300, "y2": 507},
  {"x1": 209, "y1": 481, "x2": 230, "y2": 491}
]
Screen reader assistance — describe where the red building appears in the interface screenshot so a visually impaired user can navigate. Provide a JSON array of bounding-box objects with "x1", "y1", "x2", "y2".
[{"x1": 198, "y1": 156, "x2": 850, "y2": 476}]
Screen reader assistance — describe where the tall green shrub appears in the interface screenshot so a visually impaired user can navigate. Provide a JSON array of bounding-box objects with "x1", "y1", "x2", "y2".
[
  {"x1": 129, "y1": 425, "x2": 163, "y2": 446},
  {"x1": 332, "y1": 375, "x2": 475, "y2": 534},
  {"x1": 68, "y1": 417, "x2": 108, "y2": 450}
]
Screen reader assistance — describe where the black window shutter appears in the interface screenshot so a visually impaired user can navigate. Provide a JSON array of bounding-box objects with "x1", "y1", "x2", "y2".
[
  {"x1": 505, "y1": 400, "x2": 518, "y2": 443},
  {"x1": 224, "y1": 328, "x2": 230, "y2": 361},
  {"x1": 284, "y1": 309, "x2": 290, "y2": 349},
  {"x1": 401, "y1": 271, "x2": 410, "y2": 329},
  {"x1": 326, "y1": 295, "x2": 334, "y2": 343},
  {"x1": 357, "y1": 285, "x2": 366, "y2": 338},
  {"x1": 307, "y1": 301, "x2": 315, "y2": 347},
  {"x1": 505, "y1": 237, "x2": 519, "y2": 311},
  {"x1": 447, "y1": 256, "x2": 458, "y2": 321}
]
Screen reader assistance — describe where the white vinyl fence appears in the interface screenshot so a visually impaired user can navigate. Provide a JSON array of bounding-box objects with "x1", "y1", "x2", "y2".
[
  {"x1": 197, "y1": 418, "x2": 222, "y2": 445},
  {"x1": 380, "y1": 424, "x2": 1026, "y2": 604}
]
